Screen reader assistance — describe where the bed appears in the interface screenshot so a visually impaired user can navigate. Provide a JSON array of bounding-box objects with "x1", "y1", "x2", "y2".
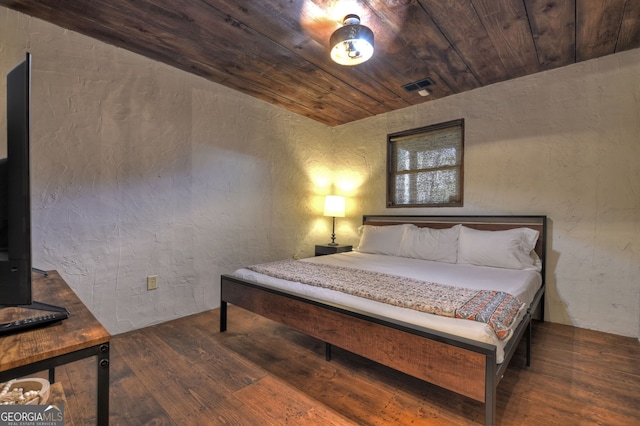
[{"x1": 220, "y1": 215, "x2": 547, "y2": 425}]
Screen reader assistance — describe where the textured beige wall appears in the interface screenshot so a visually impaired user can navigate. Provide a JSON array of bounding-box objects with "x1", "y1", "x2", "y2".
[
  {"x1": 333, "y1": 48, "x2": 640, "y2": 339},
  {"x1": 1, "y1": 8, "x2": 332, "y2": 333}
]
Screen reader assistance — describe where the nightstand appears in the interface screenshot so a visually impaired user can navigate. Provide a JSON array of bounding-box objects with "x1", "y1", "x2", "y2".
[{"x1": 315, "y1": 244, "x2": 353, "y2": 256}]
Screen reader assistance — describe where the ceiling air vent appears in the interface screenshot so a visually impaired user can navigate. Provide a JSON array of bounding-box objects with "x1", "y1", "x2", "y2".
[{"x1": 402, "y1": 77, "x2": 435, "y2": 96}]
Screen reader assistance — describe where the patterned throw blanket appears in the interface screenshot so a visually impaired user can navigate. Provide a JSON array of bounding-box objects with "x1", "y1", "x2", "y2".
[{"x1": 247, "y1": 259, "x2": 526, "y2": 341}]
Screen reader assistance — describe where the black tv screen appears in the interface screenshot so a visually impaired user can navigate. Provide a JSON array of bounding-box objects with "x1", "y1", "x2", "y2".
[{"x1": 0, "y1": 52, "x2": 32, "y2": 307}]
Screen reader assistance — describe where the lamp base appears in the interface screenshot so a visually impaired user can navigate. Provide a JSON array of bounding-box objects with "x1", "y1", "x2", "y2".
[{"x1": 328, "y1": 216, "x2": 339, "y2": 247}]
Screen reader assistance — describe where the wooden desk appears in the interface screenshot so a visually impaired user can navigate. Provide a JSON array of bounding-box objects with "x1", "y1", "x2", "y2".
[{"x1": 0, "y1": 271, "x2": 110, "y2": 425}]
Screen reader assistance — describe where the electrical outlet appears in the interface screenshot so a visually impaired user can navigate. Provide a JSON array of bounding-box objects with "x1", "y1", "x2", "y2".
[{"x1": 147, "y1": 275, "x2": 158, "y2": 291}]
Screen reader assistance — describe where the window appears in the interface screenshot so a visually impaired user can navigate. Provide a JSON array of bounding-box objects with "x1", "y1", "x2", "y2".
[{"x1": 387, "y1": 119, "x2": 464, "y2": 207}]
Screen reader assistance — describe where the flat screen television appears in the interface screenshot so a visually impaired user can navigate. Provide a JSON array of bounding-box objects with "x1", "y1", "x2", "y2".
[
  {"x1": 0, "y1": 52, "x2": 67, "y2": 326},
  {"x1": 0, "y1": 52, "x2": 33, "y2": 307}
]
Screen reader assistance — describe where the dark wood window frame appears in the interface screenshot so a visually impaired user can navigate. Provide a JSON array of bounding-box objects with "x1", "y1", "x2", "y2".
[{"x1": 387, "y1": 119, "x2": 464, "y2": 208}]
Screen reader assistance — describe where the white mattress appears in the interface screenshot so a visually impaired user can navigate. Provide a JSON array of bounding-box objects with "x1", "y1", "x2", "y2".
[{"x1": 232, "y1": 251, "x2": 542, "y2": 363}]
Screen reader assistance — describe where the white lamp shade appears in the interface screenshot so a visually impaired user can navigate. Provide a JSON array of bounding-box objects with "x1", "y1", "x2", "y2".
[{"x1": 323, "y1": 195, "x2": 345, "y2": 217}]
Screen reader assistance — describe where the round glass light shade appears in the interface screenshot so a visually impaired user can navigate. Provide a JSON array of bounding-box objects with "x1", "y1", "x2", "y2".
[{"x1": 330, "y1": 21, "x2": 374, "y2": 66}]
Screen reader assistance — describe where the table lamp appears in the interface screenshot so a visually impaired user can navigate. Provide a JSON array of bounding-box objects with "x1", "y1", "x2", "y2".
[{"x1": 323, "y1": 195, "x2": 345, "y2": 246}]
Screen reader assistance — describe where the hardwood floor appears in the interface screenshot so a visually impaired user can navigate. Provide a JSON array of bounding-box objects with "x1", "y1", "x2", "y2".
[{"x1": 48, "y1": 305, "x2": 640, "y2": 425}]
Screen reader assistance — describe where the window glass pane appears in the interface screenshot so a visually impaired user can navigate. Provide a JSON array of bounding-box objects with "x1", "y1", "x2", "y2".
[{"x1": 413, "y1": 169, "x2": 461, "y2": 204}]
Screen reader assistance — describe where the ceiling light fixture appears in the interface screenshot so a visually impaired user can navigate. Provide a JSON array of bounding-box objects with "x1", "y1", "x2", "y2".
[{"x1": 330, "y1": 14, "x2": 374, "y2": 66}]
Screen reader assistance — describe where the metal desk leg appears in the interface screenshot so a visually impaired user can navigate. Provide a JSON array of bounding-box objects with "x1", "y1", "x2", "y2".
[
  {"x1": 97, "y1": 343, "x2": 110, "y2": 426},
  {"x1": 220, "y1": 301, "x2": 227, "y2": 332}
]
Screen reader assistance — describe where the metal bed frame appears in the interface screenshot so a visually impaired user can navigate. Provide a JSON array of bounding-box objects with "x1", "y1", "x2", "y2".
[{"x1": 220, "y1": 215, "x2": 547, "y2": 425}]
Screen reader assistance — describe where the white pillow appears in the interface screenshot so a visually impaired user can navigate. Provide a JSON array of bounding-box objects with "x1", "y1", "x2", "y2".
[
  {"x1": 457, "y1": 226, "x2": 540, "y2": 270},
  {"x1": 398, "y1": 224, "x2": 461, "y2": 263},
  {"x1": 356, "y1": 224, "x2": 413, "y2": 256}
]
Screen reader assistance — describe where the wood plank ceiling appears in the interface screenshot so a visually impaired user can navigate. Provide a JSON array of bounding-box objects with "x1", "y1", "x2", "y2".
[{"x1": 1, "y1": 0, "x2": 639, "y2": 126}]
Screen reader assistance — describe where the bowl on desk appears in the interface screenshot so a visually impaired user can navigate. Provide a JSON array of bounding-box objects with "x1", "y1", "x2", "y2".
[{"x1": 0, "y1": 378, "x2": 50, "y2": 405}]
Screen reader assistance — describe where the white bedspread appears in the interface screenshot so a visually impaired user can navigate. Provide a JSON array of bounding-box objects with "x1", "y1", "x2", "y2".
[{"x1": 232, "y1": 251, "x2": 542, "y2": 363}]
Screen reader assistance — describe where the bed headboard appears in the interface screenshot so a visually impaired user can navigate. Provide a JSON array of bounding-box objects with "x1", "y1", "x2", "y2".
[{"x1": 362, "y1": 215, "x2": 547, "y2": 274}]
